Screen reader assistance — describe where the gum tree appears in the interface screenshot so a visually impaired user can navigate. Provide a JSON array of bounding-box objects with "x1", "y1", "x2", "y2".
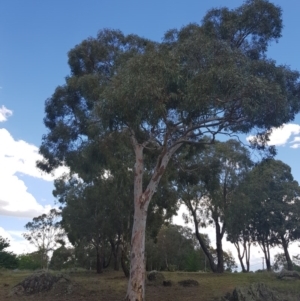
[
  {"x1": 37, "y1": 1, "x2": 300, "y2": 299},
  {"x1": 23, "y1": 209, "x2": 64, "y2": 269},
  {"x1": 176, "y1": 140, "x2": 252, "y2": 273},
  {"x1": 241, "y1": 159, "x2": 300, "y2": 271}
]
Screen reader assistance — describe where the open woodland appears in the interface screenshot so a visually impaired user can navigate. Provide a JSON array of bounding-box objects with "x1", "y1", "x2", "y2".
[{"x1": 1, "y1": 0, "x2": 300, "y2": 300}]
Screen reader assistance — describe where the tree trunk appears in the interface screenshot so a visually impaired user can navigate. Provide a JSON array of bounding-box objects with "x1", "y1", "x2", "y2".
[
  {"x1": 96, "y1": 248, "x2": 103, "y2": 274},
  {"x1": 245, "y1": 241, "x2": 250, "y2": 272},
  {"x1": 103, "y1": 249, "x2": 112, "y2": 268},
  {"x1": 125, "y1": 133, "x2": 182, "y2": 300},
  {"x1": 215, "y1": 220, "x2": 224, "y2": 273},
  {"x1": 114, "y1": 253, "x2": 120, "y2": 271},
  {"x1": 234, "y1": 242, "x2": 246, "y2": 273},
  {"x1": 125, "y1": 205, "x2": 147, "y2": 301},
  {"x1": 234, "y1": 240, "x2": 251, "y2": 272},
  {"x1": 190, "y1": 208, "x2": 217, "y2": 272},
  {"x1": 281, "y1": 236, "x2": 293, "y2": 271},
  {"x1": 121, "y1": 244, "x2": 130, "y2": 278},
  {"x1": 260, "y1": 240, "x2": 271, "y2": 271},
  {"x1": 110, "y1": 236, "x2": 121, "y2": 271}
]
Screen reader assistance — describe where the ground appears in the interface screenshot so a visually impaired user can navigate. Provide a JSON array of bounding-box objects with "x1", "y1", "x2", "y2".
[{"x1": 1, "y1": 269, "x2": 300, "y2": 301}]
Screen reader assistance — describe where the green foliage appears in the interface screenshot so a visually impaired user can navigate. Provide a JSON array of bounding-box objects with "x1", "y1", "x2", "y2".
[
  {"x1": 0, "y1": 236, "x2": 10, "y2": 251},
  {"x1": 49, "y1": 246, "x2": 75, "y2": 270},
  {"x1": 23, "y1": 209, "x2": 65, "y2": 269},
  {"x1": 146, "y1": 224, "x2": 208, "y2": 272},
  {"x1": 38, "y1": 1, "x2": 299, "y2": 178},
  {"x1": 176, "y1": 140, "x2": 252, "y2": 273},
  {"x1": 273, "y1": 253, "x2": 300, "y2": 272},
  {"x1": 36, "y1": 0, "x2": 300, "y2": 297},
  {"x1": 0, "y1": 237, "x2": 18, "y2": 269},
  {"x1": 234, "y1": 159, "x2": 300, "y2": 271},
  {"x1": 184, "y1": 250, "x2": 204, "y2": 272},
  {"x1": 17, "y1": 252, "x2": 43, "y2": 270},
  {"x1": 0, "y1": 251, "x2": 18, "y2": 269},
  {"x1": 223, "y1": 250, "x2": 238, "y2": 272}
]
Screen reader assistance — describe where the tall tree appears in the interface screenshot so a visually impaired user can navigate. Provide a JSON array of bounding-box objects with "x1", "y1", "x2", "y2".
[
  {"x1": 37, "y1": 1, "x2": 300, "y2": 299},
  {"x1": 23, "y1": 209, "x2": 64, "y2": 269},
  {"x1": 55, "y1": 173, "x2": 132, "y2": 274},
  {"x1": 241, "y1": 159, "x2": 300, "y2": 271},
  {"x1": 226, "y1": 194, "x2": 253, "y2": 273},
  {"x1": 177, "y1": 140, "x2": 252, "y2": 273},
  {"x1": 54, "y1": 155, "x2": 177, "y2": 275}
]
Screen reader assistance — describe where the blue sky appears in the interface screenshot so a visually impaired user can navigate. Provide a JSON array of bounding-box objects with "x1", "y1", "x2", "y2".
[{"x1": 1, "y1": 0, "x2": 300, "y2": 268}]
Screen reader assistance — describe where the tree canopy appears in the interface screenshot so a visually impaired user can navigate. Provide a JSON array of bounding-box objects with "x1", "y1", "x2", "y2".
[
  {"x1": 237, "y1": 159, "x2": 300, "y2": 271},
  {"x1": 0, "y1": 236, "x2": 18, "y2": 269},
  {"x1": 37, "y1": 0, "x2": 300, "y2": 299},
  {"x1": 23, "y1": 209, "x2": 65, "y2": 269}
]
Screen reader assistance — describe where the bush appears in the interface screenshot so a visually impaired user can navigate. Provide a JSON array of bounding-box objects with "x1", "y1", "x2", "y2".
[
  {"x1": 0, "y1": 251, "x2": 18, "y2": 269},
  {"x1": 0, "y1": 236, "x2": 18, "y2": 269},
  {"x1": 18, "y1": 252, "x2": 43, "y2": 270}
]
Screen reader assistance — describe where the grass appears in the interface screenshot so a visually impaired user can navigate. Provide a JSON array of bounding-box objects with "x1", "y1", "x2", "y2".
[{"x1": 0, "y1": 269, "x2": 300, "y2": 301}]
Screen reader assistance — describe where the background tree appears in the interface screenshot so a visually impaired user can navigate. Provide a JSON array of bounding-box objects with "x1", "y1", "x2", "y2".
[
  {"x1": 145, "y1": 224, "x2": 209, "y2": 272},
  {"x1": 23, "y1": 209, "x2": 65, "y2": 269},
  {"x1": 273, "y1": 253, "x2": 300, "y2": 272},
  {"x1": 226, "y1": 194, "x2": 253, "y2": 273},
  {"x1": 177, "y1": 140, "x2": 252, "y2": 273},
  {"x1": 54, "y1": 156, "x2": 177, "y2": 276},
  {"x1": 37, "y1": 0, "x2": 300, "y2": 299},
  {"x1": 55, "y1": 177, "x2": 115, "y2": 273},
  {"x1": 17, "y1": 252, "x2": 43, "y2": 270},
  {"x1": 0, "y1": 236, "x2": 18, "y2": 269},
  {"x1": 241, "y1": 159, "x2": 300, "y2": 271},
  {"x1": 49, "y1": 242, "x2": 75, "y2": 270}
]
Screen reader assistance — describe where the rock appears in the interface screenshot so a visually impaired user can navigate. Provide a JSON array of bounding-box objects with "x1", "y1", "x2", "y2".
[
  {"x1": 220, "y1": 282, "x2": 284, "y2": 301},
  {"x1": 178, "y1": 279, "x2": 199, "y2": 287},
  {"x1": 277, "y1": 269, "x2": 300, "y2": 280},
  {"x1": 163, "y1": 280, "x2": 172, "y2": 286},
  {"x1": 9, "y1": 270, "x2": 71, "y2": 296},
  {"x1": 147, "y1": 270, "x2": 165, "y2": 283}
]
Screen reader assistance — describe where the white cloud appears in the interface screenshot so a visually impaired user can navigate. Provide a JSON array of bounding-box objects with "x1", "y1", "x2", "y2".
[
  {"x1": 0, "y1": 227, "x2": 36, "y2": 255},
  {"x1": 0, "y1": 128, "x2": 67, "y2": 181},
  {"x1": 290, "y1": 137, "x2": 300, "y2": 144},
  {"x1": 0, "y1": 105, "x2": 13, "y2": 122},
  {"x1": 268, "y1": 124, "x2": 300, "y2": 146},
  {"x1": 291, "y1": 143, "x2": 300, "y2": 149},
  {"x1": 0, "y1": 128, "x2": 68, "y2": 218},
  {"x1": 247, "y1": 123, "x2": 300, "y2": 148}
]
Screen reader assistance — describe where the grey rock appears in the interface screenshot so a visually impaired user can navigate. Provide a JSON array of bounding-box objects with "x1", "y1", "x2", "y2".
[
  {"x1": 220, "y1": 282, "x2": 289, "y2": 301},
  {"x1": 277, "y1": 269, "x2": 300, "y2": 280},
  {"x1": 147, "y1": 270, "x2": 165, "y2": 283},
  {"x1": 9, "y1": 270, "x2": 70, "y2": 296},
  {"x1": 178, "y1": 279, "x2": 199, "y2": 287},
  {"x1": 163, "y1": 280, "x2": 172, "y2": 286}
]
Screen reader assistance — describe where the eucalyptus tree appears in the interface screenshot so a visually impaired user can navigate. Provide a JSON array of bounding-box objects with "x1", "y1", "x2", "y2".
[
  {"x1": 54, "y1": 141, "x2": 178, "y2": 275},
  {"x1": 23, "y1": 209, "x2": 64, "y2": 269},
  {"x1": 226, "y1": 194, "x2": 253, "y2": 272},
  {"x1": 177, "y1": 140, "x2": 252, "y2": 273},
  {"x1": 37, "y1": 0, "x2": 300, "y2": 299},
  {"x1": 241, "y1": 159, "x2": 300, "y2": 271},
  {"x1": 146, "y1": 224, "x2": 210, "y2": 272},
  {"x1": 55, "y1": 176, "x2": 116, "y2": 273}
]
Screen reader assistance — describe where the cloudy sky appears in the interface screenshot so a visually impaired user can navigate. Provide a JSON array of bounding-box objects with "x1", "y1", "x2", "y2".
[{"x1": 1, "y1": 0, "x2": 300, "y2": 269}]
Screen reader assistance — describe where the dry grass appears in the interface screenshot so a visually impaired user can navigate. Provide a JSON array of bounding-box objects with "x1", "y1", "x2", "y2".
[{"x1": 0, "y1": 269, "x2": 300, "y2": 301}]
